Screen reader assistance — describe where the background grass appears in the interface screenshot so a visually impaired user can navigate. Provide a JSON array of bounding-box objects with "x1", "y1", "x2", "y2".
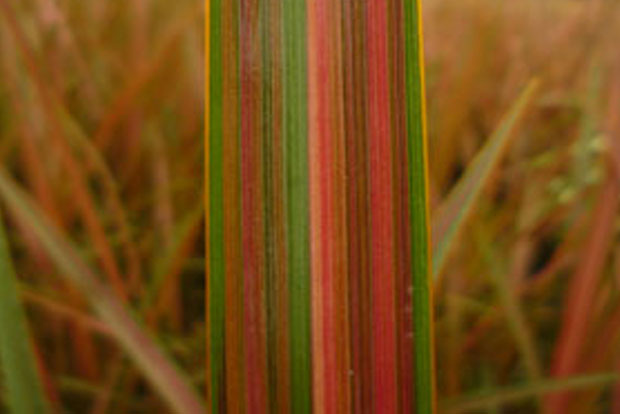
[{"x1": 0, "y1": 0, "x2": 204, "y2": 412}]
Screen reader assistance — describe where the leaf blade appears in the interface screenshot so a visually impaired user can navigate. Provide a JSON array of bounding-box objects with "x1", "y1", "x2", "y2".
[
  {"x1": 441, "y1": 373, "x2": 618, "y2": 414},
  {"x1": 432, "y1": 80, "x2": 540, "y2": 279},
  {"x1": 0, "y1": 212, "x2": 50, "y2": 414}
]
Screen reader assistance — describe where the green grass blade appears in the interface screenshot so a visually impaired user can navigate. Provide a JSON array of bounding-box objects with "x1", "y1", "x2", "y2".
[
  {"x1": 404, "y1": 0, "x2": 436, "y2": 411},
  {"x1": 0, "y1": 169, "x2": 205, "y2": 414},
  {"x1": 432, "y1": 80, "x2": 540, "y2": 279},
  {"x1": 0, "y1": 212, "x2": 50, "y2": 414},
  {"x1": 440, "y1": 373, "x2": 618, "y2": 414}
]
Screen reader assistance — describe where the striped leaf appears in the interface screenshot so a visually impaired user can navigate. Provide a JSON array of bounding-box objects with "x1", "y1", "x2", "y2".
[{"x1": 206, "y1": 0, "x2": 435, "y2": 411}]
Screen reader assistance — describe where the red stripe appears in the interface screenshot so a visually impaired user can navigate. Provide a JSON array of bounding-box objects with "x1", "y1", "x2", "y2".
[
  {"x1": 343, "y1": 0, "x2": 371, "y2": 411},
  {"x1": 241, "y1": 1, "x2": 268, "y2": 412},
  {"x1": 222, "y1": 0, "x2": 245, "y2": 410},
  {"x1": 366, "y1": 0, "x2": 398, "y2": 412},
  {"x1": 330, "y1": 0, "x2": 351, "y2": 411},
  {"x1": 307, "y1": 0, "x2": 325, "y2": 410},
  {"x1": 317, "y1": 0, "x2": 337, "y2": 410},
  {"x1": 390, "y1": 1, "x2": 414, "y2": 411},
  {"x1": 308, "y1": 0, "x2": 340, "y2": 411}
]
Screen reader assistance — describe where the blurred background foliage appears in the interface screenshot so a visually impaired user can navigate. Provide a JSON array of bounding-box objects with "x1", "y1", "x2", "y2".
[
  {"x1": 426, "y1": 0, "x2": 620, "y2": 412},
  {"x1": 0, "y1": 0, "x2": 619, "y2": 412},
  {"x1": 0, "y1": 0, "x2": 204, "y2": 412}
]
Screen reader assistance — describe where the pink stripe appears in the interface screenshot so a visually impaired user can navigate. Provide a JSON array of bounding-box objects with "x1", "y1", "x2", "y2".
[
  {"x1": 241, "y1": 1, "x2": 268, "y2": 411},
  {"x1": 366, "y1": 0, "x2": 398, "y2": 412},
  {"x1": 307, "y1": 0, "x2": 325, "y2": 410},
  {"x1": 318, "y1": 0, "x2": 337, "y2": 411},
  {"x1": 308, "y1": 0, "x2": 339, "y2": 411}
]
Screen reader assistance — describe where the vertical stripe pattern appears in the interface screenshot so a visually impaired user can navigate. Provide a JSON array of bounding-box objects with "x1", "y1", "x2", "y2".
[{"x1": 206, "y1": 0, "x2": 435, "y2": 412}]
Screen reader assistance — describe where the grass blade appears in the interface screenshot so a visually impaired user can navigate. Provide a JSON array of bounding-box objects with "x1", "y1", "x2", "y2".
[
  {"x1": 440, "y1": 373, "x2": 618, "y2": 414},
  {"x1": 0, "y1": 169, "x2": 205, "y2": 414},
  {"x1": 0, "y1": 212, "x2": 50, "y2": 414},
  {"x1": 546, "y1": 176, "x2": 620, "y2": 413},
  {"x1": 432, "y1": 80, "x2": 540, "y2": 279}
]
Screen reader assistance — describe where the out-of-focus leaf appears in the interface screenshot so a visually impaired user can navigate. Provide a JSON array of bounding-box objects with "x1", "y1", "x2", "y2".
[
  {"x1": 0, "y1": 211, "x2": 50, "y2": 413},
  {"x1": 432, "y1": 80, "x2": 540, "y2": 279},
  {"x1": 440, "y1": 373, "x2": 618, "y2": 414},
  {"x1": 0, "y1": 169, "x2": 205, "y2": 414},
  {"x1": 476, "y1": 227, "x2": 542, "y2": 383}
]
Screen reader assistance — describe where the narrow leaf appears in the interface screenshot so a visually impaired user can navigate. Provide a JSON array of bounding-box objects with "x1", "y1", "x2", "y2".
[
  {"x1": 441, "y1": 373, "x2": 618, "y2": 414},
  {"x1": 432, "y1": 80, "x2": 540, "y2": 278},
  {"x1": 0, "y1": 212, "x2": 50, "y2": 413}
]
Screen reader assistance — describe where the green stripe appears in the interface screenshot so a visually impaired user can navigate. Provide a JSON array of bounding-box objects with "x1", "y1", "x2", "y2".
[
  {"x1": 403, "y1": 0, "x2": 435, "y2": 413},
  {"x1": 208, "y1": 0, "x2": 225, "y2": 412},
  {"x1": 282, "y1": 0, "x2": 312, "y2": 412},
  {"x1": 261, "y1": 0, "x2": 277, "y2": 410}
]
